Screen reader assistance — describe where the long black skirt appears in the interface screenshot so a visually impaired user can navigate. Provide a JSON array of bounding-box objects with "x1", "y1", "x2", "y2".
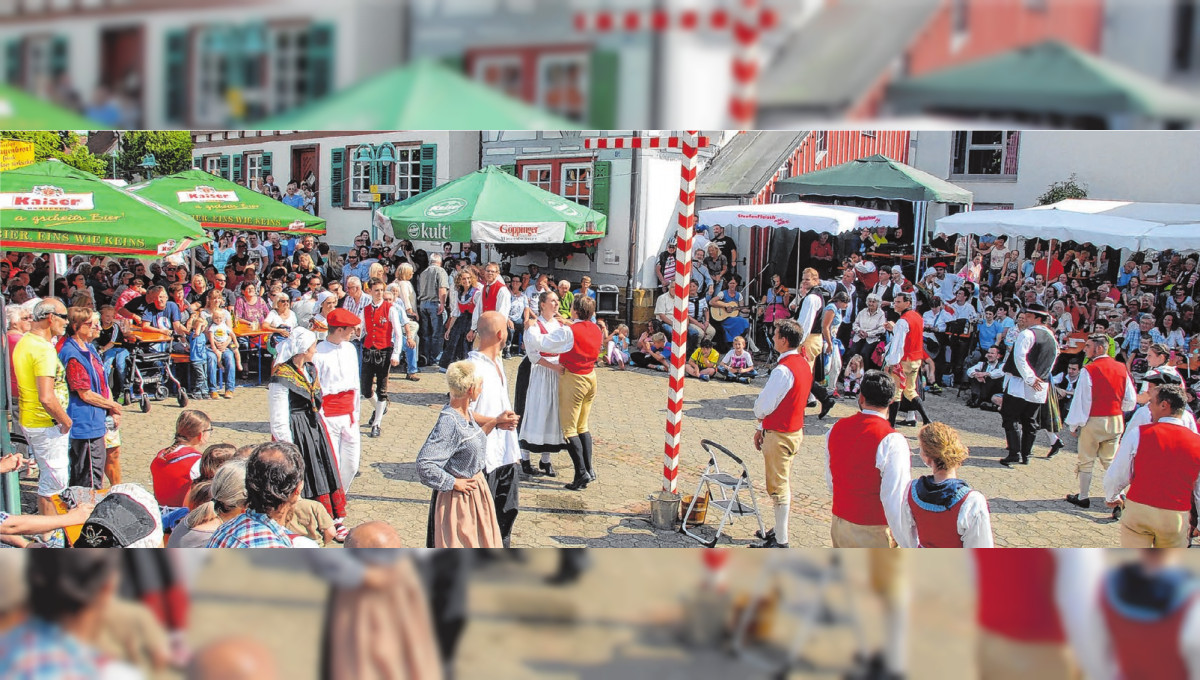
[{"x1": 293, "y1": 409, "x2": 347, "y2": 519}]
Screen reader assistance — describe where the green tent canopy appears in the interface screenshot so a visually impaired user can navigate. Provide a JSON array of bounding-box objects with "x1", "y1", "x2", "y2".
[
  {"x1": 130, "y1": 169, "x2": 326, "y2": 235},
  {"x1": 886, "y1": 40, "x2": 1200, "y2": 121},
  {"x1": 1, "y1": 160, "x2": 208, "y2": 257},
  {"x1": 0, "y1": 84, "x2": 104, "y2": 130},
  {"x1": 774, "y1": 154, "x2": 972, "y2": 204},
  {"x1": 256, "y1": 60, "x2": 580, "y2": 130},
  {"x1": 379, "y1": 165, "x2": 607, "y2": 244}
]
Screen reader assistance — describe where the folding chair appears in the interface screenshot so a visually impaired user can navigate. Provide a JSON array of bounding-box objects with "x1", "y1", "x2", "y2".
[
  {"x1": 681, "y1": 440, "x2": 767, "y2": 548},
  {"x1": 731, "y1": 552, "x2": 868, "y2": 679}
]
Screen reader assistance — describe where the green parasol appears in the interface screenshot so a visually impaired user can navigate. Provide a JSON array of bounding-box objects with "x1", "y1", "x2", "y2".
[
  {"x1": 1, "y1": 160, "x2": 209, "y2": 257},
  {"x1": 0, "y1": 84, "x2": 104, "y2": 130},
  {"x1": 255, "y1": 59, "x2": 581, "y2": 130},
  {"x1": 378, "y1": 166, "x2": 607, "y2": 244},
  {"x1": 130, "y1": 169, "x2": 326, "y2": 235}
]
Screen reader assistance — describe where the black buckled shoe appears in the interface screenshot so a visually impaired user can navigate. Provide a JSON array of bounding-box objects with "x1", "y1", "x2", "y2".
[
  {"x1": 999, "y1": 454, "x2": 1021, "y2": 467},
  {"x1": 520, "y1": 460, "x2": 542, "y2": 477},
  {"x1": 750, "y1": 533, "x2": 789, "y2": 548},
  {"x1": 539, "y1": 461, "x2": 557, "y2": 477},
  {"x1": 1047, "y1": 441, "x2": 1065, "y2": 458},
  {"x1": 1065, "y1": 494, "x2": 1091, "y2": 509},
  {"x1": 564, "y1": 472, "x2": 593, "y2": 491}
]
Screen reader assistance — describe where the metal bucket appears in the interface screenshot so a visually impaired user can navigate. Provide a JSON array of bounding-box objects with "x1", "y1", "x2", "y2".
[{"x1": 649, "y1": 490, "x2": 681, "y2": 529}]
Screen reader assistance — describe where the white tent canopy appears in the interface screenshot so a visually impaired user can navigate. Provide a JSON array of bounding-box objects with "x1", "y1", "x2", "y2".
[
  {"x1": 934, "y1": 199, "x2": 1200, "y2": 252},
  {"x1": 698, "y1": 201, "x2": 899, "y2": 234}
]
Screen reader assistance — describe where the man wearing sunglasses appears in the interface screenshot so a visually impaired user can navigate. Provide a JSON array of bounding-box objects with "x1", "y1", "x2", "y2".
[{"x1": 12, "y1": 298, "x2": 72, "y2": 516}]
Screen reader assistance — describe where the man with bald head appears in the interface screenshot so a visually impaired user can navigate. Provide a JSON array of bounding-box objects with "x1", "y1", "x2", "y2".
[
  {"x1": 463, "y1": 311, "x2": 522, "y2": 547},
  {"x1": 345, "y1": 520, "x2": 402, "y2": 548},
  {"x1": 187, "y1": 638, "x2": 277, "y2": 680}
]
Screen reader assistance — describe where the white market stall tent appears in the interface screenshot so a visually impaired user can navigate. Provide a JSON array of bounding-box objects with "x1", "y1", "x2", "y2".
[
  {"x1": 699, "y1": 201, "x2": 899, "y2": 235},
  {"x1": 934, "y1": 199, "x2": 1200, "y2": 252}
]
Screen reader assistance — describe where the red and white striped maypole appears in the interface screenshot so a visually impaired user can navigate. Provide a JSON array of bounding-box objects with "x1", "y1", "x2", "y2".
[
  {"x1": 573, "y1": 4, "x2": 777, "y2": 129},
  {"x1": 585, "y1": 131, "x2": 710, "y2": 493}
]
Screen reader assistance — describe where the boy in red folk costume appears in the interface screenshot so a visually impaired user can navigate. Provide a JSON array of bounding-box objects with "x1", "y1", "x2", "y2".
[
  {"x1": 972, "y1": 549, "x2": 1105, "y2": 680},
  {"x1": 313, "y1": 309, "x2": 362, "y2": 492}
]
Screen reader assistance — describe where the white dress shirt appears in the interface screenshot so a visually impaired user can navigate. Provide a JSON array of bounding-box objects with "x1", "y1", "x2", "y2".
[
  {"x1": 364, "y1": 300, "x2": 408, "y2": 362},
  {"x1": 883, "y1": 316, "x2": 913, "y2": 367},
  {"x1": 1125, "y1": 403, "x2": 1198, "y2": 433},
  {"x1": 923, "y1": 308, "x2": 949, "y2": 334},
  {"x1": 313, "y1": 339, "x2": 361, "y2": 410},
  {"x1": 1063, "y1": 366, "x2": 1137, "y2": 430},
  {"x1": 471, "y1": 282, "x2": 512, "y2": 331},
  {"x1": 1104, "y1": 416, "x2": 1200, "y2": 507},
  {"x1": 467, "y1": 350, "x2": 521, "y2": 472},
  {"x1": 823, "y1": 409, "x2": 914, "y2": 546},
  {"x1": 753, "y1": 349, "x2": 799, "y2": 427},
  {"x1": 1004, "y1": 325, "x2": 1054, "y2": 404},
  {"x1": 792, "y1": 291, "x2": 823, "y2": 336},
  {"x1": 897, "y1": 481, "x2": 994, "y2": 548},
  {"x1": 967, "y1": 360, "x2": 1004, "y2": 380}
]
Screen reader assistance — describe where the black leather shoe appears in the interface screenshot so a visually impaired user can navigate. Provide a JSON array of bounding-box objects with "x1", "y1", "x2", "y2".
[
  {"x1": 1112, "y1": 505, "x2": 1123, "y2": 520},
  {"x1": 521, "y1": 460, "x2": 542, "y2": 477},
  {"x1": 818, "y1": 398, "x2": 835, "y2": 420},
  {"x1": 564, "y1": 472, "x2": 592, "y2": 491},
  {"x1": 539, "y1": 461, "x2": 557, "y2": 477},
  {"x1": 1047, "y1": 441, "x2": 1064, "y2": 458},
  {"x1": 999, "y1": 454, "x2": 1021, "y2": 467},
  {"x1": 1019, "y1": 455, "x2": 1030, "y2": 465},
  {"x1": 750, "y1": 534, "x2": 789, "y2": 548},
  {"x1": 1065, "y1": 494, "x2": 1090, "y2": 508},
  {"x1": 370, "y1": 425, "x2": 381, "y2": 438}
]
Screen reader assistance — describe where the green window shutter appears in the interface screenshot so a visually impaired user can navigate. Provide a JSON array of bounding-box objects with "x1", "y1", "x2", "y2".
[
  {"x1": 193, "y1": 156, "x2": 202, "y2": 169},
  {"x1": 591, "y1": 160, "x2": 612, "y2": 218},
  {"x1": 419, "y1": 143, "x2": 437, "y2": 193},
  {"x1": 261, "y1": 151, "x2": 273, "y2": 177},
  {"x1": 6, "y1": 39, "x2": 23, "y2": 85},
  {"x1": 231, "y1": 153, "x2": 243, "y2": 182},
  {"x1": 307, "y1": 23, "x2": 335, "y2": 102},
  {"x1": 50, "y1": 37, "x2": 68, "y2": 77},
  {"x1": 165, "y1": 30, "x2": 188, "y2": 123},
  {"x1": 330, "y1": 147, "x2": 345, "y2": 207},
  {"x1": 588, "y1": 50, "x2": 619, "y2": 129},
  {"x1": 499, "y1": 164, "x2": 516, "y2": 175},
  {"x1": 218, "y1": 155, "x2": 231, "y2": 180}
]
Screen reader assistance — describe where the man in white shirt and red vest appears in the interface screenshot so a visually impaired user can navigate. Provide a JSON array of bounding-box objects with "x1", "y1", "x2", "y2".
[
  {"x1": 751, "y1": 319, "x2": 812, "y2": 548},
  {"x1": 972, "y1": 549, "x2": 1104, "y2": 680},
  {"x1": 825, "y1": 370, "x2": 913, "y2": 548},
  {"x1": 1085, "y1": 548, "x2": 1200, "y2": 680},
  {"x1": 1063, "y1": 334, "x2": 1136, "y2": 510},
  {"x1": 999, "y1": 304, "x2": 1059, "y2": 467},
  {"x1": 559, "y1": 296, "x2": 603, "y2": 492},
  {"x1": 360, "y1": 277, "x2": 413, "y2": 439},
  {"x1": 313, "y1": 308, "x2": 362, "y2": 492},
  {"x1": 1104, "y1": 384, "x2": 1200, "y2": 548},
  {"x1": 881, "y1": 292, "x2": 932, "y2": 428},
  {"x1": 470, "y1": 263, "x2": 511, "y2": 345}
]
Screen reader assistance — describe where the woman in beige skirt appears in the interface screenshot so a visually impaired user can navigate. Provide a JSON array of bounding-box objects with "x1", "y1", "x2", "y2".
[{"x1": 417, "y1": 360, "x2": 503, "y2": 548}]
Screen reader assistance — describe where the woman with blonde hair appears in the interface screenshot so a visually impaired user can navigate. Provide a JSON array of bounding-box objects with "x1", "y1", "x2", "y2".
[
  {"x1": 416, "y1": 360, "x2": 503, "y2": 548},
  {"x1": 898, "y1": 422, "x2": 994, "y2": 548},
  {"x1": 439, "y1": 268, "x2": 479, "y2": 370}
]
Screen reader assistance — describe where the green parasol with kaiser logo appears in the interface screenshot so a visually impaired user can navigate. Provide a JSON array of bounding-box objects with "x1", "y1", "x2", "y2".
[
  {"x1": 0, "y1": 160, "x2": 209, "y2": 256},
  {"x1": 377, "y1": 165, "x2": 607, "y2": 244},
  {"x1": 129, "y1": 169, "x2": 326, "y2": 236}
]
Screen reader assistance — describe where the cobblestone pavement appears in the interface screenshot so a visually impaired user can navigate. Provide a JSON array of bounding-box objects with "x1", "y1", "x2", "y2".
[
  {"x1": 20, "y1": 360, "x2": 1123, "y2": 548},
  {"x1": 182, "y1": 550, "x2": 980, "y2": 680}
]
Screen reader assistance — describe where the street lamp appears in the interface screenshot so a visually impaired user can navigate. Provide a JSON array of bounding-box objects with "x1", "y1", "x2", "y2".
[
  {"x1": 139, "y1": 153, "x2": 158, "y2": 180},
  {"x1": 352, "y1": 143, "x2": 397, "y2": 241}
]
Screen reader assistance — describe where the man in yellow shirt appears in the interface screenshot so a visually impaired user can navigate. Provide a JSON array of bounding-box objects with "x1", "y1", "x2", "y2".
[{"x1": 12, "y1": 298, "x2": 72, "y2": 516}]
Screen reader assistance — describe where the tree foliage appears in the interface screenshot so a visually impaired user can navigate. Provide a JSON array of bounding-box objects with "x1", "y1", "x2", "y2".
[
  {"x1": 1036, "y1": 174, "x2": 1089, "y2": 206},
  {"x1": 115, "y1": 131, "x2": 195, "y2": 181},
  {"x1": 1, "y1": 131, "x2": 107, "y2": 176}
]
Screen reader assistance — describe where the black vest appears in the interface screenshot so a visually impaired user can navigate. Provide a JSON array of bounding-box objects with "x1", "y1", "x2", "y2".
[
  {"x1": 1004, "y1": 326, "x2": 1057, "y2": 380},
  {"x1": 806, "y1": 288, "x2": 829, "y2": 334}
]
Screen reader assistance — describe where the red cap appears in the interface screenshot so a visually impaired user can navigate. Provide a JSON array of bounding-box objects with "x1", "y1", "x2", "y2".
[{"x1": 326, "y1": 308, "x2": 359, "y2": 328}]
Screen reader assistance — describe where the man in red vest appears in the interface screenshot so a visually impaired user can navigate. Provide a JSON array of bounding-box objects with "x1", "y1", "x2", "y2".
[
  {"x1": 973, "y1": 549, "x2": 1103, "y2": 680},
  {"x1": 360, "y1": 278, "x2": 412, "y2": 439},
  {"x1": 1063, "y1": 334, "x2": 1136, "y2": 509},
  {"x1": 470, "y1": 262, "x2": 511, "y2": 344},
  {"x1": 1088, "y1": 549, "x2": 1200, "y2": 680},
  {"x1": 558, "y1": 296, "x2": 603, "y2": 491},
  {"x1": 881, "y1": 292, "x2": 931, "y2": 428},
  {"x1": 825, "y1": 370, "x2": 913, "y2": 548},
  {"x1": 1104, "y1": 384, "x2": 1200, "y2": 548},
  {"x1": 751, "y1": 319, "x2": 812, "y2": 548}
]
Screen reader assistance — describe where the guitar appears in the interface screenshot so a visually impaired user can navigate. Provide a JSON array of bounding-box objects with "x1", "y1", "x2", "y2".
[{"x1": 709, "y1": 302, "x2": 741, "y2": 322}]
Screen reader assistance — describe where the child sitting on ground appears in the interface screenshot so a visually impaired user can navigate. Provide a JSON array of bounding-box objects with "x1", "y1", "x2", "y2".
[
  {"x1": 286, "y1": 497, "x2": 336, "y2": 546},
  {"x1": 842, "y1": 354, "x2": 865, "y2": 397},
  {"x1": 686, "y1": 337, "x2": 721, "y2": 382},
  {"x1": 632, "y1": 332, "x2": 671, "y2": 372},
  {"x1": 717, "y1": 335, "x2": 757, "y2": 384},
  {"x1": 607, "y1": 324, "x2": 631, "y2": 369}
]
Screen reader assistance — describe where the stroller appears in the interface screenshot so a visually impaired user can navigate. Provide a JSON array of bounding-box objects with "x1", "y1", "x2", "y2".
[{"x1": 121, "y1": 326, "x2": 189, "y2": 413}]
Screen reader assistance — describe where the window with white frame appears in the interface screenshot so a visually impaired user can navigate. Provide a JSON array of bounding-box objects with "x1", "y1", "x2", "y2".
[
  {"x1": 347, "y1": 146, "x2": 423, "y2": 207},
  {"x1": 473, "y1": 55, "x2": 523, "y2": 100},
  {"x1": 523, "y1": 164, "x2": 553, "y2": 192},
  {"x1": 394, "y1": 147, "x2": 422, "y2": 201},
  {"x1": 814, "y1": 131, "x2": 828, "y2": 161},
  {"x1": 536, "y1": 52, "x2": 588, "y2": 123},
  {"x1": 270, "y1": 25, "x2": 310, "y2": 114},
  {"x1": 951, "y1": 131, "x2": 1021, "y2": 177},
  {"x1": 561, "y1": 163, "x2": 592, "y2": 208},
  {"x1": 193, "y1": 29, "x2": 230, "y2": 125},
  {"x1": 244, "y1": 152, "x2": 263, "y2": 190},
  {"x1": 205, "y1": 156, "x2": 221, "y2": 176},
  {"x1": 349, "y1": 158, "x2": 372, "y2": 208}
]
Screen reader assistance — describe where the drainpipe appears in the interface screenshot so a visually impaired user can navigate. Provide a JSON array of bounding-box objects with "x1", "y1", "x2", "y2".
[{"x1": 625, "y1": 134, "x2": 642, "y2": 330}]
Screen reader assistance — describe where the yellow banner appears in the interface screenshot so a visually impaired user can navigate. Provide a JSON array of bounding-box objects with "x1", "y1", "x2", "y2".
[{"x1": 0, "y1": 139, "x2": 35, "y2": 172}]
